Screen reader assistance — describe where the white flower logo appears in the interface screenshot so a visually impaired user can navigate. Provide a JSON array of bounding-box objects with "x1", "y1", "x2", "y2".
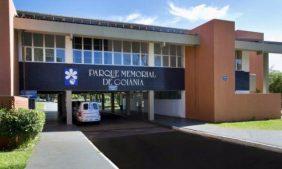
[{"x1": 65, "y1": 68, "x2": 78, "y2": 85}]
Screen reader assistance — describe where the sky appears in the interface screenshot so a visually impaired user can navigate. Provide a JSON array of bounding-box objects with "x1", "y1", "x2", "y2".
[{"x1": 14, "y1": 0, "x2": 282, "y2": 71}]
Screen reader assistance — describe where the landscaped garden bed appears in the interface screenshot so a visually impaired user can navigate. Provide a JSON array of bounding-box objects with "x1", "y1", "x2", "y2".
[{"x1": 0, "y1": 108, "x2": 45, "y2": 169}]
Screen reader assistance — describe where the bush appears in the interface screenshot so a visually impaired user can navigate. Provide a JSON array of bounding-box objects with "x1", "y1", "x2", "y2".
[{"x1": 0, "y1": 108, "x2": 45, "y2": 149}]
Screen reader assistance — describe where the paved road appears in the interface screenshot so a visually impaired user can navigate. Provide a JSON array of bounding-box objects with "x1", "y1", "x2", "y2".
[{"x1": 79, "y1": 114, "x2": 282, "y2": 169}]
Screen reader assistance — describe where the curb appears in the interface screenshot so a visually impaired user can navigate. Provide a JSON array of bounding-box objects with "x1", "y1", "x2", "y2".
[{"x1": 153, "y1": 121, "x2": 282, "y2": 154}]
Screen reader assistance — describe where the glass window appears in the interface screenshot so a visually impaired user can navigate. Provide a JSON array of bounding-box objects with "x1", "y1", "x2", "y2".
[
  {"x1": 25, "y1": 47, "x2": 32, "y2": 61},
  {"x1": 83, "y1": 103, "x2": 89, "y2": 110},
  {"x1": 141, "y1": 42, "x2": 148, "y2": 54},
  {"x1": 170, "y1": 56, "x2": 176, "y2": 67},
  {"x1": 22, "y1": 32, "x2": 32, "y2": 46},
  {"x1": 177, "y1": 56, "x2": 183, "y2": 68},
  {"x1": 34, "y1": 48, "x2": 43, "y2": 61},
  {"x1": 56, "y1": 49, "x2": 65, "y2": 62},
  {"x1": 114, "y1": 52, "x2": 122, "y2": 65},
  {"x1": 141, "y1": 54, "x2": 148, "y2": 66},
  {"x1": 73, "y1": 50, "x2": 82, "y2": 63},
  {"x1": 123, "y1": 41, "x2": 131, "y2": 53},
  {"x1": 33, "y1": 34, "x2": 43, "y2": 47},
  {"x1": 163, "y1": 55, "x2": 169, "y2": 67},
  {"x1": 84, "y1": 38, "x2": 92, "y2": 50},
  {"x1": 94, "y1": 39, "x2": 102, "y2": 51},
  {"x1": 154, "y1": 43, "x2": 161, "y2": 54},
  {"x1": 170, "y1": 45, "x2": 176, "y2": 56},
  {"x1": 177, "y1": 46, "x2": 182, "y2": 56},
  {"x1": 56, "y1": 36, "x2": 65, "y2": 48},
  {"x1": 84, "y1": 51, "x2": 92, "y2": 64},
  {"x1": 123, "y1": 53, "x2": 131, "y2": 65},
  {"x1": 104, "y1": 40, "x2": 112, "y2": 51},
  {"x1": 132, "y1": 53, "x2": 140, "y2": 66},
  {"x1": 132, "y1": 42, "x2": 140, "y2": 53},
  {"x1": 73, "y1": 37, "x2": 82, "y2": 49},
  {"x1": 94, "y1": 51, "x2": 102, "y2": 64},
  {"x1": 104, "y1": 52, "x2": 112, "y2": 64},
  {"x1": 45, "y1": 49, "x2": 54, "y2": 62},
  {"x1": 113, "y1": 40, "x2": 122, "y2": 52},
  {"x1": 154, "y1": 55, "x2": 161, "y2": 67},
  {"x1": 162, "y1": 45, "x2": 169, "y2": 55},
  {"x1": 45, "y1": 35, "x2": 54, "y2": 48}
]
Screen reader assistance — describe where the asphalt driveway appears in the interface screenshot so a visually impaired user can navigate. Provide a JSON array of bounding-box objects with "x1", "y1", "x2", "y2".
[{"x1": 79, "y1": 114, "x2": 282, "y2": 169}]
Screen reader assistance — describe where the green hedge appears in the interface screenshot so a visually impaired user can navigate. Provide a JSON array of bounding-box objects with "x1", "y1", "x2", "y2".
[{"x1": 0, "y1": 108, "x2": 45, "y2": 149}]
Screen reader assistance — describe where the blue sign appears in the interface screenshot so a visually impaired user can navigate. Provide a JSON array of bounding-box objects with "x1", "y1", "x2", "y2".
[
  {"x1": 64, "y1": 68, "x2": 78, "y2": 86},
  {"x1": 222, "y1": 75, "x2": 228, "y2": 81},
  {"x1": 108, "y1": 85, "x2": 118, "y2": 91},
  {"x1": 20, "y1": 90, "x2": 37, "y2": 99}
]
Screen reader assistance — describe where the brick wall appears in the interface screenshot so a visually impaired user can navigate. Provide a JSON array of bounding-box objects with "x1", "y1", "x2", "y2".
[{"x1": 0, "y1": 96, "x2": 28, "y2": 109}]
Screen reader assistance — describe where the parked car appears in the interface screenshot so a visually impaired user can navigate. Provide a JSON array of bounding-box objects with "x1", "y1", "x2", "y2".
[{"x1": 73, "y1": 102, "x2": 101, "y2": 123}]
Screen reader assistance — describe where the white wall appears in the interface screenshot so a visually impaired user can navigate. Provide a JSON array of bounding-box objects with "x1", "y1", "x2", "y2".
[
  {"x1": 242, "y1": 51, "x2": 250, "y2": 72},
  {"x1": 154, "y1": 91, "x2": 185, "y2": 118}
]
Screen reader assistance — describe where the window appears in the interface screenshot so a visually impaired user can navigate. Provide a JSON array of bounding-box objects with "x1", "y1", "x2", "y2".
[
  {"x1": 73, "y1": 50, "x2": 82, "y2": 63},
  {"x1": 163, "y1": 55, "x2": 169, "y2": 67},
  {"x1": 73, "y1": 37, "x2": 82, "y2": 49},
  {"x1": 22, "y1": 33, "x2": 65, "y2": 63},
  {"x1": 113, "y1": 40, "x2": 122, "y2": 65},
  {"x1": 170, "y1": 56, "x2": 176, "y2": 67},
  {"x1": 34, "y1": 48, "x2": 43, "y2": 61},
  {"x1": 25, "y1": 48, "x2": 32, "y2": 61},
  {"x1": 154, "y1": 43, "x2": 161, "y2": 55},
  {"x1": 155, "y1": 91, "x2": 181, "y2": 99},
  {"x1": 45, "y1": 49, "x2": 54, "y2": 62},
  {"x1": 235, "y1": 51, "x2": 242, "y2": 71},
  {"x1": 104, "y1": 40, "x2": 112, "y2": 64},
  {"x1": 56, "y1": 49, "x2": 65, "y2": 62},
  {"x1": 84, "y1": 51, "x2": 92, "y2": 64},
  {"x1": 123, "y1": 53, "x2": 131, "y2": 65},
  {"x1": 45, "y1": 35, "x2": 54, "y2": 48},
  {"x1": 83, "y1": 103, "x2": 89, "y2": 110},
  {"x1": 84, "y1": 38, "x2": 92, "y2": 50},
  {"x1": 123, "y1": 41, "x2": 131, "y2": 65},
  {"x1": 22, "y1": 32, "x2": 32, "y2": 46},
  {"x1": 141, "y1": 54, "x2": 148, "y2": 66},
  {"x1": 154, "y1": 55, "x2": 161, "y2": 67},
  {"x1": 56, "y1": 36, "x2": 65, "y2": 48},
  {"x1": 94, "y1": 51, "x2": 102, "y2": 64},
  {"x1": 94, "y1": 39, "x2": 102, "y2": 51},
  {"x1": 33, "y1": 34, "x2": 43, "y2": 47},
  {"x1": 177, "y1": 56, "x2": 183, "y2": 68}
]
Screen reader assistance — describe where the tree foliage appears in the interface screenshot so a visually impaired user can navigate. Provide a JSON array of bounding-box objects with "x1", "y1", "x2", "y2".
[{"x1": 269, "y1": 70, "x2": 282, "y2": 93}]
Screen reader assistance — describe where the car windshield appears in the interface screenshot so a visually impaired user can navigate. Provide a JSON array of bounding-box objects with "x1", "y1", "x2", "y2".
[
  {"x1": 83, "y1": 103, "x2": 89, "y2": 110},
  {"x1": 92, "y1": 103, "x2": 98, "y2": 110}
]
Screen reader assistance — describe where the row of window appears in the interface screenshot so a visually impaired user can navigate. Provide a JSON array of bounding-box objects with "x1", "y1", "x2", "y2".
[
  {"x1": 21, "y1": 33, "x2": 184, "y2": 68},
  {"x1": 72, "y1": 37, "x2": 148, "y2": 66},
  {"x1": 155, "y1": 91, "x2": 182, "y2": 99},
  {"x1": 22, "y1": 32, "x2": 65, "y2": 62}
]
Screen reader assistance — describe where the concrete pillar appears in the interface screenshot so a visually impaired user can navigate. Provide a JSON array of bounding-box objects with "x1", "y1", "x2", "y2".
[
  {"x1": 263, "y1": 53, "x2": 269, "y2": 93},
  {"x1": 148, "y1": 42, "x2": 154, "y2": 67},
  {"x1": 148, "y1": 90, "x2": 154, "y2": 121},
  {"x1": 65, "y1": 35, "x2": 73, "y2": 63},
  {"x1": 65, "y1": 90, "x2": 72, "y2": 125}
]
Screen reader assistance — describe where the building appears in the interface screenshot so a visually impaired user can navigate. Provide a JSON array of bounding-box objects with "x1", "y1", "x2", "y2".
[{"x1": 0, "y1": 0, "x2": 281, "y2": 124}]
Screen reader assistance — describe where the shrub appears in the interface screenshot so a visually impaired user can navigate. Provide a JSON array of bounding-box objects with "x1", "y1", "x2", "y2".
[{"x1": 0, "y1": 108, "x2": 45, "y2": 149}]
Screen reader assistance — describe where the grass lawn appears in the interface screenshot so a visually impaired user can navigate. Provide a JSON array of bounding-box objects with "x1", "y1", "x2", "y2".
[
  {"x1": 0, "y1": 137, "x2": 38, "y2": 169},
  {"x1": 214, "y1": 119, "x2": 282, "y2": 130}
]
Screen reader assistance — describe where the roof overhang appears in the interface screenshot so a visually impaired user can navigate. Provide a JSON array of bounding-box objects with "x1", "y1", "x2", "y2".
[
  {"x1": 235, "y1": 40, "x2": 282, "y2": 54},
  {"x1": 14, "y1": 17, "x2": 200, "y2": 45}
]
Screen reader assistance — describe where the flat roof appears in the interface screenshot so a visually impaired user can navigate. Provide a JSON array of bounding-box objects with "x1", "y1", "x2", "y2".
[{"x1": 16, "y1": 10, "x2": 192, "y2": 35}]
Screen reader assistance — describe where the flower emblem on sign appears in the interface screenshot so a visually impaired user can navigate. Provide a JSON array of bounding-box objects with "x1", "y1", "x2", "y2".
[{"x1": 65, "y1": 68, "x2": 78, "y2": 86}]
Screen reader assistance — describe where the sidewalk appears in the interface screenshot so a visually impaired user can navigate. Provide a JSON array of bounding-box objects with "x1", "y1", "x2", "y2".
[
  {"x1": 26, "y1": 131, "x2": 118, "y2": 169},
  {"x1": 154, "y1": 115, "x2": 282, "y2": 153}
]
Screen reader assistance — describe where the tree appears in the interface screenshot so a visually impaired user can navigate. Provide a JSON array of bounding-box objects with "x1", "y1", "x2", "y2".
[{"x1": 269, "y1": 70, "x2": 282, "y2": 93}]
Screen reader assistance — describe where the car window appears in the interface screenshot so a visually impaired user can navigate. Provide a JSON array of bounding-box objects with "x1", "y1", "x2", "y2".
[
  {"x1": 83, "y1": 103, "x2": 89, "y2": 110},
  {"x1": 92, "y1": 103, "x2": 98, "y2": 110}
]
